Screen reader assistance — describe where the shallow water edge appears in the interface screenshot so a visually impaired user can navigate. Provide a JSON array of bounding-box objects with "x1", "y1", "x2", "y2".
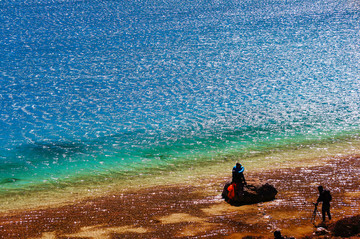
[{"x1": 1, "y1": 137, "x2": 360, "y2": 214}]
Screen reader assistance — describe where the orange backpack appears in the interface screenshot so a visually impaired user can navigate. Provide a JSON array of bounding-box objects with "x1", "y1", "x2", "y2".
[{"x1": 227, "y1": 183, "x2": 236, "y2": 200}]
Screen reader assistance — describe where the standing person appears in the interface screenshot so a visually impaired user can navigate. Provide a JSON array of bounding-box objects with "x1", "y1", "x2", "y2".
[
  {"x1": 315, "y1": 185, "x2": 332, "y2": 222},
  {"x1": 232, "y1": 163, "x2": 247, "y2": 195}
]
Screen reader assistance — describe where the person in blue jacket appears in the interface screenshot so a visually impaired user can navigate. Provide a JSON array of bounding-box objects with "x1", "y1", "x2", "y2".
[{"x1": 232, "y1": 162, "x2": 247, "y2": 195}]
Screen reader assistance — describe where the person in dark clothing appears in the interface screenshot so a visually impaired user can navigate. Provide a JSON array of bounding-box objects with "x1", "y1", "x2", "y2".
[
  {"x1": 274, "y1": 230, "x2": 285, "y2": 239},
  {"x1": 232, "y1": 163, "x2": 247, "y2": 195},
  {"x1": 315, "y1": 185, "x2": 332, "y2": 222},
  {"x1": 273, "y1": 230, "x2": 294, "y2": 239}
]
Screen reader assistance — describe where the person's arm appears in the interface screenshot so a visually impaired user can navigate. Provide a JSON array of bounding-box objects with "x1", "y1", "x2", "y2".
[{"x1": 315, "y1": 193, "x2": 322, "y2": 205}]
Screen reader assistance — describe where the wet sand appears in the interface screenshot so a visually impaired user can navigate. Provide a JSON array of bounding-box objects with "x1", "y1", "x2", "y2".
[{"x1": 0, "y1": 155, "x2": 359, "y2": 239}]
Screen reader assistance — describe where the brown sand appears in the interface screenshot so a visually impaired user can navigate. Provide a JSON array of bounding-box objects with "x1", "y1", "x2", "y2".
[{"x1": 0, "y1": 155, "x2": 359, "y2": 239}]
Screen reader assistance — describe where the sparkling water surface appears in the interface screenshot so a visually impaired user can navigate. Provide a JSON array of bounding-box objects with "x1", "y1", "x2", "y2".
[{"x1": 1, "y1": 0, "x2": 360, "y2": 196}]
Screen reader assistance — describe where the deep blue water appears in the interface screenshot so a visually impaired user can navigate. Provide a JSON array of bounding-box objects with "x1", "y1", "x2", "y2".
[{"x1": 1, "y1": 0, "x2": 360, "y2": 195}]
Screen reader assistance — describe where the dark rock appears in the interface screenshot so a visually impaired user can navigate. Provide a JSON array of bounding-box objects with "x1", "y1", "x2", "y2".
[
  {"x1": 222, "y1": 182, "x2": 277, "y2": 206},
  {"x1": 331, "y1": 215, "x2": 360, "y2": 237}
]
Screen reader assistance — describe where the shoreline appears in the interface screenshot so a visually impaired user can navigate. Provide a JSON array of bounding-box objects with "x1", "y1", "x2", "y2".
[
  {"x1": 2, "y1": 137, "x2": 360, "y2": 214},
  {"x1": 0, "y1": 154, "x2": 359, "y2": 238}
]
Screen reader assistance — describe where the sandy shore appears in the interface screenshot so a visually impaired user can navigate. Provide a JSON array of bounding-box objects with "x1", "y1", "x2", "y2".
[{"x1": 0, "y1": 155, "x2": 359, "y2": 239}]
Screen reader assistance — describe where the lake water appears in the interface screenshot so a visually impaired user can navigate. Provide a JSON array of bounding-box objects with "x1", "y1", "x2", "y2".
[{"x1": 1, "y1": 0, "x2": 360, "y2": 202}]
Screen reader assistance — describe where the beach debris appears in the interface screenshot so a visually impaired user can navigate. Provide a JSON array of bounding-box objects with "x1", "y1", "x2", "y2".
[
  {"x1": 313, "y1": 227, "x2": 330, "y2": 236},
  {"x1": 221, "y1": 182, "x2": 278, "y2": 206}
]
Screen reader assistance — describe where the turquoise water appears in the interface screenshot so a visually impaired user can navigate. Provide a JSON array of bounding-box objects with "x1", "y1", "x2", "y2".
[{"x1": 1, "y1": 0, "x2": 360, "y2": 196}]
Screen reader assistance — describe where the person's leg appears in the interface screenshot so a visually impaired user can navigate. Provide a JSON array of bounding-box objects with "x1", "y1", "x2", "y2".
[
  {"x1": 322, "y1": 205, "x2": 331, "y2": 221},
  {"x1": 327, "y1": 207, "x2": 331, "y2": 220}
]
